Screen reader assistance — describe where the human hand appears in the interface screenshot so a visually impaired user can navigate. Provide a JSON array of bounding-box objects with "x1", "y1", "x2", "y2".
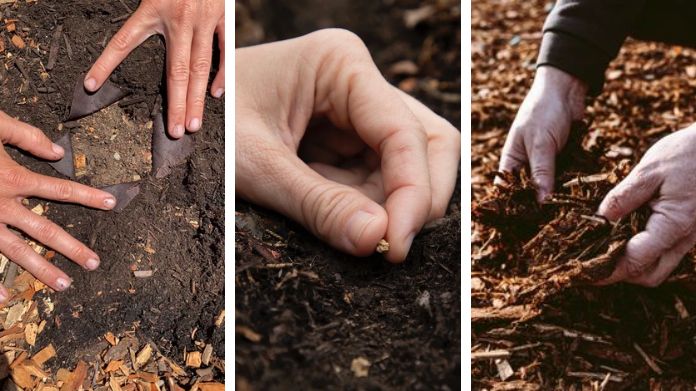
[
  {"x1": 85, "y1": 0, "x2": 224, "y2": 138},
  {"x1": 0, "y1": 113, "x2": 116, "y2": 301},
  {"x1": 597, "y1": 124, "x2": 696, "y2": 287},
  {"x1": 236, "y1": 29, "x2": 460, "y2": 262},
  {"x1": 497, "y1": 66, "x2": 587, "y2": 202}
]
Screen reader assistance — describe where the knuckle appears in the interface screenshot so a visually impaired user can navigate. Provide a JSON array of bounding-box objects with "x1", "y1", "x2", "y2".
[
  {"x1": 53, "y1": 182, "x2": 74, "y2": 202},
  {"x1": 624, "y1": 258, "x2": 647, "y2": 278},
  {"x1": 169, "y1": 60, "x2": 190, "y2": 82},
  {"x1": 190, "y1": 56, "x2": 212, "y2": 76},
  {"x1": 70, "y1": 245, "x2": 85, "y2": 261},
  {"x1": 34, "y1": 220, "x2": 58, "y2": 242},
  {"x1": 2, "y1": 168, "x2": 30, "y2": 188},
  {"x1": 5, "y1": 239, "x2": 30, "y2": 260},
  {"x1": 33, "y1": 265, "x2": 53, "y2": 283},
  {"x1": 300, "y1": 182, "x2": 345, "y2": 239},
  {"x1": 314, "y1": 28, "x2": 368, "y2": 58},
  {"x1": 111, "y1": 29, "x2": 134, "y2": 52}
]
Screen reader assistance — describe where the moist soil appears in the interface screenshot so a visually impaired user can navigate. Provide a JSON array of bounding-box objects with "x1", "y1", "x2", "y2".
[
  {"x1": 0, "y1": 0, "x2": 224, "y2": 375},
  {"x1": 473, "y1": 1, "x2": 696, "y2": 389},
  {"x1": 235, "y1": 1, "x2": 461, "y2": 390}
]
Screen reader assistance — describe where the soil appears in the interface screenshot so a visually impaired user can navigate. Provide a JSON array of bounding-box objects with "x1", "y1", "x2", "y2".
[
  {"x1": 235, "y1": 0, "x2": 461, "y2": 390},
  {"x1": 72, "y1": 104, "x2": 153, "y2": 186},
  {"x1": 473, "y1": 1, "x2": 696, "y2": 389},
  {"x1": 0, "y1": 0, "x2": 224, "y2": 377}
]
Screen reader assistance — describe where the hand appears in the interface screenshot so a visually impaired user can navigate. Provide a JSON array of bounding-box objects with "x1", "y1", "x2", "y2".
[
  {"x1": 236, "y1": 29, "x2": 460, "y2": 262},
  {"x1": 0, "y1": 113, "x2": 116, "y2": 301},
  {"x1": 497, "y1": 66, "x2": 587, "y2": 201},
  {"x1": 85, "y1": 0, "x2": 225, "y2": 138},
  {"x1": 597, "y1": 124, "x2": 696, "y2": 287}
]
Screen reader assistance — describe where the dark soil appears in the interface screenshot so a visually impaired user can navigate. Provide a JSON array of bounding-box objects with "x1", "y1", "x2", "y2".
[
  {"x1": 473, "y1": 1, "x2": 696, "y2": 389},
  {"x1": 236, "y1": 0, "x2": 460, "y2": 390},
  {"x1": 0, "y1": 0, "x2": 223, "y2": 373}
]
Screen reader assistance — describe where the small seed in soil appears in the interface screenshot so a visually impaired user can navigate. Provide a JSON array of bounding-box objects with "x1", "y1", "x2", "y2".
[{"x1": 376, "y1": 239, "x2": 390, "y2": 254}]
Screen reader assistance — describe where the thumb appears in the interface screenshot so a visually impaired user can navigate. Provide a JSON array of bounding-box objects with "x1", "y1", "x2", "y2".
[
  {"x1": 597, "y1": 165, "x2": 660, "y2": 221},
  {"x1": 242, "y1": 149, "x2": 388, "y2": 256}
]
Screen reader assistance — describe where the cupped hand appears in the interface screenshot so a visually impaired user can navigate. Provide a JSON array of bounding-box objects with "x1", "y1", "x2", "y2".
[
  {"x1": 236, "y1": 29, "x2": 460, "y2": 262},
  {"x1": 497, "y1": 66, "x2": 587, "y2": 201},
  {"x1": 597, "y1": 124, "x2": 696, "y2": 287},
  {"x1": 85, "y1": 0, "x2": 224, "y2": 138},
  {"x1": 0, "y1": 113, "x2": 116, "y2": 301}
]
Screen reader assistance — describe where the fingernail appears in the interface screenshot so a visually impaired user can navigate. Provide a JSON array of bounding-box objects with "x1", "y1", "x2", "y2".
[
  {"x1": 84, "y1": 77, "x2": 97, "y2": 91},
  {"x1": 104, "y1": 197, "x2": 116, "y2": 209},
  {"x1": 213, "y1": 88, "x2": 224, "y2": 98},
  {"x1": 52, "y1": 143, "x2": 65, "y2": 157},
  {"x1": 85, "y1": 258, "x2": 100, "y2": 271},
  {"x1": 56, "y1": 277, "x2": 71, "y2": 291},
  {"x1": 189, "y1": 118, "x2": 201, "y2": 131},
  {"x1": 406, "y1": 231, "x2": 417, "y2": 251},
  {"x1": 346, "y1": 210, "x2": 376, "y2": 249},
  {"x1": 172, "y1": 124, "x2": 185, "y2": 138}
]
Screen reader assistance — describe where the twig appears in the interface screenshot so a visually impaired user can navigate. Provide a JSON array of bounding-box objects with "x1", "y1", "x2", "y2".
[
  {"x1": 566, "y1": 372, "x2": 623, "y2": 383},
  {"x1": 633, "y1": 342, "x2": 663, "y2": 375}
]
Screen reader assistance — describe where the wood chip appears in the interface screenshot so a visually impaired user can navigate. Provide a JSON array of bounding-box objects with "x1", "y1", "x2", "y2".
[
  {"x1": 59, "y1": 360, "x2": 88, "y2": 391},
  {"x1": 11, "y1": 34, "x2": 25, "y2": 49},
  {"x1": 214, "y1": 310, "x2": 225, "y2": 327},
  {"x1": 350, "y1": 357, "x2": 370, "y2": 378},
  {"x1": 105, "y1": 360, "x2": 123, "y2": 372},
  {"x1": 109, "y1": 376, "x2": 123, "y2": 391},
  {"x1": 633, "y1": 343, "x2": 663, "y2": 375},
  {"x1": 196, "y1": 383, "x2": 225, "y2": 391},
  {"x1": 11, "y1": 364, "x2": 34, "y2": 389},
  {"x1": 135, "y1": 344, "x2": 153, "y2": 367},
  {"x1": 32, "y1": 344, "x2": 56, "y2": 366},
  {"x1": 105, "y1": 331, "x2": 117, "y2": 346},
  {"x1": 133, "y1": 270, "x2": 153, "y2": 278},
  {"x1": 185, "y1": 352, "x2": 202, "y2": 368},
  {"x1": 24, "y1": 322, "x2": 38, "y2": 346},
  {"x1": 201, "y1": 344, "x2": 213, "y2": 366},
  {"x1": 236, "y1": 325, "x2": 261, "y2": 342}
]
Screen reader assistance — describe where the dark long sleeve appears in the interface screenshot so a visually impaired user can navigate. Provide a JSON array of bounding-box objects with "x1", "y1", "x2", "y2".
[{"x1": 537, "y1": 0, "x2": 696, "y2": 96}]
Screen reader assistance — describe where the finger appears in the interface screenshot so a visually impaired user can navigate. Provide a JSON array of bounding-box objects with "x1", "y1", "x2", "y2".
[
  {"x1": 0, "y1": 283, "x2": 8, "y2": 304},
  {"x1": 526, "y1": 134, "x2": 557, "y2": 202},
  {"x1": 313, "y1": 32, "x2": 431, "y2": 263},
  {"x1": 597, "y1": 165, "x2": 661, "y2": 221},
  {"x1": 166, "y1": 26, "x2": 195, "y2": 138},
  {"x1": 6, "y1": 206, "x2": 100, "y2": 271},
  {"x1": 0, "y1": 113, "x2": 64, "y2": 160},
  {"x1": 210, "y1": 16, "x2": 225, "y2": 98},
  {"x1": 21, "y1": 171, "x2": 116, "y2": 210},
  {"x1": 495, "y1": 133, "x2": 527, "y2": 187},
  {"x1": 0, "y1": 227, "x2": 71, "y2": 291},
  {"x1": 238, "y1": 140, "x2": 388, "y2": 257},
  {"x1": 624, "y1": 230, "x2": 696, "y2": 287},
  {"x1": 597, "y1": 202, "x2": 688, "y2": 285},
  {"x1": 85, "y1": 8, "x2": 155, "y2": 91},
  {"x1": 397, "y1": 90, "x2": 460, "y2": 219},
  {"x1": 185, "y1": 24, "x2": 216, "y2": 132}
]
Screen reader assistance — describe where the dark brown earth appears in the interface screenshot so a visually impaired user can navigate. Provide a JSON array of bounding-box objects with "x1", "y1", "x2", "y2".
[
  {"x1": 235, "y1": 1, "x2": 460, "y2": 390},
  {"x1": 0, "y1": 0, "x2": 223, "y2": 375},
  {"x1": 473, "y1": 1, "x2": 696, "y2": 389}
]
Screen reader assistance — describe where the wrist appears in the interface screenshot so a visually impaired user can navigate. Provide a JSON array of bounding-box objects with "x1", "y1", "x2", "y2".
[{"x1": 534, "y1": 66, "x2": 588, "y2": 120}]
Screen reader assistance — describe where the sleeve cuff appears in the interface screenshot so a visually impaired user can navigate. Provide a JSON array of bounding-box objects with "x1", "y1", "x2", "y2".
[{"x1": 536, "y1": 30, "x2": 611, "y2": 96}]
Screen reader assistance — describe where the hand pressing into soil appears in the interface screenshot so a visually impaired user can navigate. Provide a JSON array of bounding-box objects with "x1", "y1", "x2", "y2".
[
  {"x1": 597, "y1": 125, "x2": 696, "y2": 287},
  {"x1": 236, "y1": 29, "x2": 460, "y2": 262},
  {"x1": 497, "y1": 66, "x2": 587, "y2": 202},
  {"x1": 0, "y1": 114, "x2": 117, "y2": 301},
  {"x1": 85, "y1": 0, "x2": 224, "y2": 138}
]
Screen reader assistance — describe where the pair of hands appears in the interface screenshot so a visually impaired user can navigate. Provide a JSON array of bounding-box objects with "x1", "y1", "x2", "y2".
[
  {"x1": 500, "y1": 66, "x2": 696, "y2": 287},
  {"x1": 236, "y1": 29, "x2": 460, "y2": 262},
  {"x1": 0, "y1": 0, "x2": 224, "y2": 301}
]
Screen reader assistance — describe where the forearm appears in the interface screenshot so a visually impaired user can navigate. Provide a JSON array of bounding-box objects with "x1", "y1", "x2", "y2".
[{"x1": 537, "y1": 0, "x2": 647, "y2": 96}]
